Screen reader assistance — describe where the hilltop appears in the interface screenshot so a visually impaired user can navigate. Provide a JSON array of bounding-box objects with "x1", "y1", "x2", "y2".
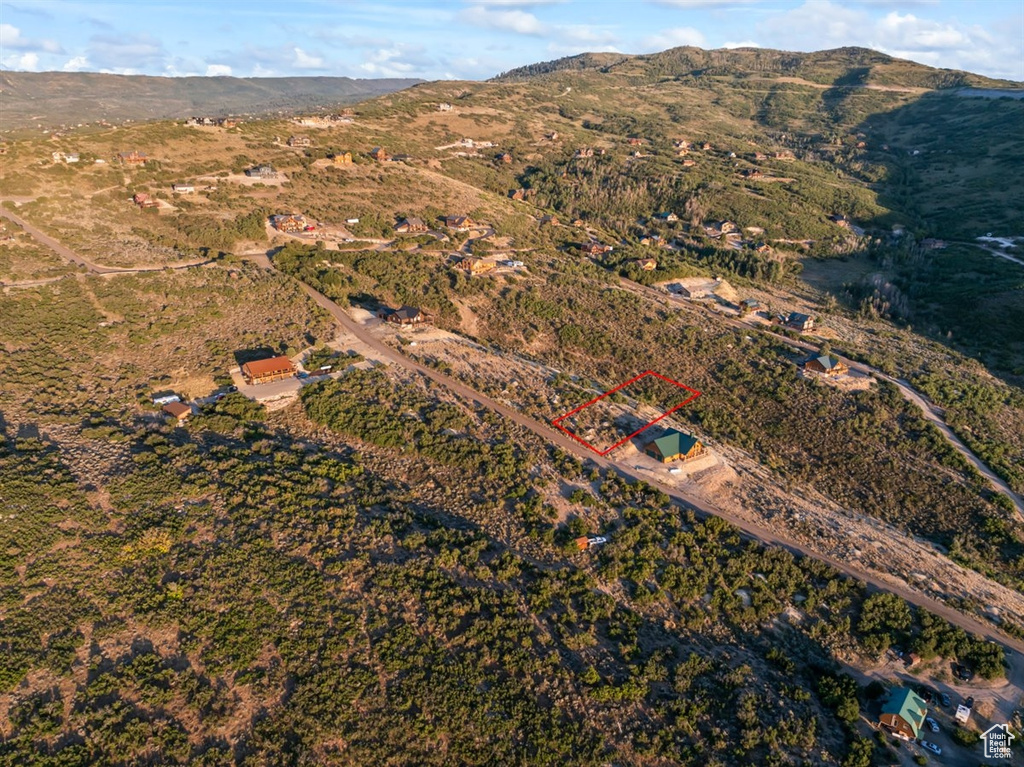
[{"x1": 0, "y1": 71, "x2": 422, "y2": 131}]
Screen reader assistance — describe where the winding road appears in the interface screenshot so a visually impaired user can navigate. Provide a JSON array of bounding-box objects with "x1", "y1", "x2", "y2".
[{"x1": 8, "y1": 202, "x2": 1024, "y2": 656}]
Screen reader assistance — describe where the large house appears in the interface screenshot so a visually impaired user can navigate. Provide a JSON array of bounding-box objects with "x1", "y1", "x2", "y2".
[
  {"x1": 378, "y1": 305, "x2": 430, "y2": 326},
  {"x1": 394, "y1": 217, "x2": 428, "y2": 234},
  {"x1": 287, "y1": 135, "x2": 311, "y2": 148},
  {"x1": 803, "y1": 354, "x2": 848, "y2": 377},
  {"x1": 581, "y1": 241, "x2": 613, "y2": 256},
  {"x1": 117, "y1": 150, "x2": 147, "y2": 166},
  {"x1": 246, "y1": 164, "x2": 277, "y2": 179},
  {"x1": 370, "y1": 147, "x2": 389, "y2": 162},
  {"x1": 879, "y1": 688, "x2": 928, "y2": 741},
  {"x1": 784, "y1": 312, "x2": 815, "y2": 332},
  {"x1": 330, "y1": 152, "x2": 353, "y2": 166},
  {"x1": 270, "y1": 214, "x2": 308, "y2": 233},
  {"x1": 453, "y1": 256, "x2": 494, "y2": 275},
  {"x1": 643, "y1": 430, "x2": 706, "y2": 464},
  {"x1": 444, "y1": 215, "x2": 475, "y2": 231},
  {"x1": 241, "y1": 356, "x2": 296, "y2": 385}
]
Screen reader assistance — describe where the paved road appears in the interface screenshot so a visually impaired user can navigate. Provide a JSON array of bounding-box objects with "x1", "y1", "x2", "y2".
[
  {"x1": 247, "y1": 253, "x2": 1024, "y2": 656},
  {"x1": 618, "y1": 276, "x2": 1024, "y2": 520}
]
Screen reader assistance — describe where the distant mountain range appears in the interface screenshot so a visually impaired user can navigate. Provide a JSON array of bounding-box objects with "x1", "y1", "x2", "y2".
[{"x1": 0, "y1": 72, "x2": 423, "y2": 130}]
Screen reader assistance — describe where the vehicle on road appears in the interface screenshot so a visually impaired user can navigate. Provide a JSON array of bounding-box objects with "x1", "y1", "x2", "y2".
[
  {"x1": 940, "y1": 692, "x2": 951, "y2": 707},
  {"x1": 965, "y1": 696, "x2": 975, "y2": 709},
  {"x1": 920, "y1": 740, "x2": 942, "y2": 755},
  {"x1": 925, "y1": 717, "x2": 939, "y2": 732}
]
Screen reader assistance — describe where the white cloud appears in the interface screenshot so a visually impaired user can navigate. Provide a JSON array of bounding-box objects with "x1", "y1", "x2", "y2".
[
  {"x1": 472, "y1": 0, "x2": 562, "y2": 4},
  {"x1": 87, "y1": 32, "x2": 166, "y2": 70},
  {"x1": 639, "y1": 26, "x2": 706, "y2": 52},
  {"x1": 0, "y1": 22, "x2": 61, "y2": 53},
  {"x1": 359, "y1": 43, "x2": 435, "y2": 78},
  {"x1": 462, "y1": 5, "x2": 546, "y2": 35},
  {"x1": 1, "y1": 51, "x2": 39, "y2": 70},
  {"x1": 651, "y1": 0, "x2": 749, "y2": 6},
  {"x1": 292, "y1": 47, "x2": 326, "y2": 69},
  {"x1": 62, "y1": 56, "x2": 90, "y2": 71},
  {"x1": 206, "y1": 63, "x2": 232, "y2": 76},
  {"x1": 722, "y1": 40, "x2": 761, "y2": 49}
]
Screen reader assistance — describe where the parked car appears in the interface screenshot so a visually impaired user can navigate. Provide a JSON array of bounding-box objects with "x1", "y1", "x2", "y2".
[
  {"x1": 940, "y1": 692, "x2": 951, "y2": 707},
  {"x1": 925, "y1": 717, "x2": 939, "y2": 732},
  {"x1": 916, "y1": 686, "x2": 934, "y2": 704},
  {"x1": 920, "y1": 740, "x2": 942, "y2": 755},
  {"x1": 965, "y1": 696, "x2": 975, "y2": 709}
]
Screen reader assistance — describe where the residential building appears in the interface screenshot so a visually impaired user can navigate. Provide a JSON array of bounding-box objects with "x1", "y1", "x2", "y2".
[
  {"x1": 444, "y1": 215, "x2": 476, "y2": 231},
  {"x1": 394, "y1": 217, "x2": 429, "y2": 233},
  {"x1": 634, "y1": 258, "x2": 657, "y2": 271},
  {"x1": 496, "y1": 152, "x2": 512, "y2": 164},
  {"x1": 378, "y1": 306, "x2": 430, "y2": 326},
  {"x1": 803, "y1": 354, "x2": 848, "y2": 376},
  {"x1": 540, "y1": 215, "x2": 559, "y2": 226},
  {"x1": 287, "y1": 135, "x2": 311, "y2": 148},
  {"x1": 171, "y1": 183, "x2": 195, "y2": 194},
  {"x1": 784, "y1": 312, "x2": 815, "y2": 332},
  {"x1": 581, "y1": 241, "x2": 612, "y2": 255},
  {"x1": 241, "y1": 356, "x2": 296, "y2": 385},
  {"x1": 270, "y1": 214, "x2": 308, "y2": 233},
  {"x1": 117, "y1": 150, "x2": 147, "y2": 165},
  {"x1": 370, "y1": 147, "x2": 389, "y2": 162},
  {"x1": 162, "y1": 401, "x2": 192, "y2": 422},
  {"x1": 437, "y1": 102, "x2": 453, "y2": 112},
  {"x1": 652, "y1": 212, "x2": 678, "y2": 223},
  {"x1": 330, "y1": 152, "x2": 353, "y2": 166},
  {"x1": 879, "y1": 688, "x2": 928, "y2": 741},
  {"x1": 453, "y1": 256, "x2": 494, "y2": 275},
  {"x1": 643, "y1": 430, "x2": 706, "y2": 463},
  {"x1": 246, "y1": 164, "x2": 277, "y2": 179}
]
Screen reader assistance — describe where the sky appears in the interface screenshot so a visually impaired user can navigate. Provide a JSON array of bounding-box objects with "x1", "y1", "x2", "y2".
[{"x1": 1, "y1": 0, "x2": 1022, "y2": 82}]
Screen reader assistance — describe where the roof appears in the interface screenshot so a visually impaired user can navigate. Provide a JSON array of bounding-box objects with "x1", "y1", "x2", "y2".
[
  {"x1": 162, "y1": 401, "x2": 191, "y2": 418},
  {"x1": 811, "y1": 355, "x2": 843, "y2": 371},
  {"x1": 881, "y1": 688, "x2": 927, "y2": 738},
  {"x1": 397, "y1": 217, "x2": 425, "y2": 228},
  {"x1": 788, "y1": 312, "x2": 812, "y2": 323},
  {"x1": 392, "y1": 306, "x2": 422, "y2": 321},
  {"x1": 241, "y1": 356, "x2": 295, "y2": 376},
  {"x1": 646, "y1": 429, "x2": 700, "y2": 458}
]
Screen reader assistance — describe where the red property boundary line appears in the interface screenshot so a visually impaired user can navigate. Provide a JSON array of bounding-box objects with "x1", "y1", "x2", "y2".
[{"x1": 551, "y1": 370, "x2": 701, "y2": 456}]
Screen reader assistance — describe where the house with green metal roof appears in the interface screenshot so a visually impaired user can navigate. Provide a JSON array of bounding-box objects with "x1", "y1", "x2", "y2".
[
  {"x1": 643, "y1": 429, "x2": 706, "y2": 463},
  {"x1": 803, "y1": 354, "x2": 848, "y2": 377},
  {"x1": 879, "y1": 687, "x2": 927, "y2": 740}
]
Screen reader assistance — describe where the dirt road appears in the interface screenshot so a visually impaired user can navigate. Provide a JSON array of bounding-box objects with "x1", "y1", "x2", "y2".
[
  {"x1": 251, "y1": 254, "x2": 1024, "y2": 656},
  {"x1": 618, "y1": 276, "x2": 1024, "y2": 520}
]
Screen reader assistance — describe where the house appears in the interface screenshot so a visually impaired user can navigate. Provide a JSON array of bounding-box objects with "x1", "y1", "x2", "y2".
[
  {"x1": 510, "y1": 189, "x2": 526, "y2": 201},
  {"x1": 774, "y1": 150, "x2": 796, "y2": 161},
  {"x1": 245, "y1": 164, "x2": 277, "y2": 179},
  {"x1": 652, "y1": 212, "x2": 678, "y2": 223},
  {"x1": 752, "y1": 241, "x2": 772, "y2": 254},
  {"x1": 639, "y1": 235, "x2": 663, "y2": 247},
  {"x1": 803, "y1": 354, "x2": 848, "y2": 377},
  {"x1": 581, "y1": 241, "x2": 612, "y2": 256},
  {"x1": 162, "y1": 401, "x2": 192, "y2": 422},
  {"x1": 270, "y1": 214, "x2": 308, "y2": 233},
  {"x1": 370, "y1": 147, "x2": 389, "y2": 162},
  {"x1": 676, "y1": 148, "x2": 690, "y2": 157},
  {"x1": 701, "y1": 142, "x2": 713, "y2": 151},
  {"x1": 634, "y1": 258, "x2": 657, "y2": 271},
  {"x1": 879, "y1": 688, "x2": 928, "y2": 741},
  {"x1": 704, "y1": 221, "x2": 739, "y2": 238},
  {"x1": 453, "y1": 256, "x2": 494, "y2": 275},
  {"x1": 829, "y1": 214, "x2": 852, "y2": 229},
  {"x1": 241, "y1": 356, "x2": 296, "y2": 385},
  {"x1": 674, "y1": 140, "x2": 692, "y2": 149},
  {"x1": 378, "y1": 305, "x2": 430, "y2": 325},
  {"x1": 784, "y1": 312, "x2": 814, "y2": 332},
  {"x1": 680, "y1": 158, "x2": 696, "y2": 167},
  {"x1": 65, "y1": 153, "x2": 80, "y2": 163},
  {"x1": 572, "y1": 219, "x2": 585, "y2": 228},
  {"x1": 443, "y1": 215, "x2": 476, "y2": 231},
  {"x1": 287, "y1": 135, "x2": 311, "y2": 148},
  {"x1": 330, "y1": 152, "x2": 353, "y2": 166},
  {"x1": 132, "y1": 193, "x2": 159, "y2": 209},
  {"x1": 117, "y1": 150, "x2": 147, "y2": 165},
  {"x1": 741, "y1": 168, "x2": 763, "y2": 179},
  {"x1": 545, "y1": 131, "x2": 559, "y2": 141},
  {"x1": 496, "y1": 152, "x2": 513, "y2": 164},
  {"x1": 540, "y1": 215, "x2": 559, "y2": 226},
  {"x1": 171, "y1": 183, "x2": 195, "y2": 194},
  {"x1": 643, "y1": 429, "x2": 706, "y2": 463},
  {"x1": 574, "y1": 147, "x2": 594, "y2": 158},
  {"x1": 740, "y1": 298, "x2": 761, "y2": 312},
  {"x1": 394, "y1": 217, "x2": 428, "y2": 234},
  {"x1": 437, "y1": 102, "x2": 453, "y2": 112},
  {"x1": 574, "y1": 536, "x2": 591, "y2": 551},
  {"x1": 753, "y1": 152, "x2": 767, "y2": 160},
  {"x1": 628, "y1": 138, "x2": 643, "y2": 146},
  {"x1": 391, "y1": 153, "x2": 413, "y2": 163},
  {"x1": 216, "y1": 118, "x2": 238, "y2": 129}
]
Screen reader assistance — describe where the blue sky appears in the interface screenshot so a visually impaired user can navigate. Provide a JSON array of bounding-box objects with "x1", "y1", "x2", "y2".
[{"x1": 1, "y1": 1, "x2": 1022, "y2": 81}]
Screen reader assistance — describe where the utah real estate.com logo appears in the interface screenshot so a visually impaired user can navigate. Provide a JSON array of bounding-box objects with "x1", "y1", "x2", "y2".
[{"x1": 981, "y1": 723, "x2": 1014, "y2": 759}]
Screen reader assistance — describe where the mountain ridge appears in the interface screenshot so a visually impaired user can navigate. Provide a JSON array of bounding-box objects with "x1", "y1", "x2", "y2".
[{"x1": 0, "y1": 71, "x2": 423, "y2": 130}]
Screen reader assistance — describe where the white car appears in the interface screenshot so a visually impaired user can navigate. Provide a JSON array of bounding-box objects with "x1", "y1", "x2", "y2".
[
  {"x1": 925, "y1": 717, "x2": 939, "y2": 733},
  {"x1": 920, "y1": 740, "x2": 942, "y2": 755}
]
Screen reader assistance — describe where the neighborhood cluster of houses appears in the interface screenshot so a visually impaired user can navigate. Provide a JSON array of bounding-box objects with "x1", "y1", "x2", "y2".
[
  {"x1": 393, "y1": 214, "x2": 479, "y2": 234},
  {"x1": 292, "y1": 114, "x2": 352, "y2": 128},
  {"x1": 185, "y1": 117, "x2": 239, "y2": 128}
]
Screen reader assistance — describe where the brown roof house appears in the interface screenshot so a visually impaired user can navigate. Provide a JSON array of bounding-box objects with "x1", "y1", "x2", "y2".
[
  {"x1": 270, "y1": 214, "x2": 308, "y2": 233},
  {"x1": 378, "y1": 305, "x2": 430, "y2": 326},
  {"x1": 394, "y1": 217, "x2": 429, "y2": 234},
  {"x1": 634, "y1": 258, "x2": 657, "y2": 271},
  {"x1": 117, "y1": 150, "x2": 147, "y2": 165},
  {"x1": 162, "y1": 401, "x2": 193, "y2": 422},
  {"x1": 370, "y1": 147, "x2": 389, "y2": 162},
  {"x1": 443, "y1": 215, "x2": 476, "y2": 231},
  {"x1": 453, "y1": 256, "x2": 495, "y2": 275},
  {"x1": 581, "y1": 241, "x2": 613, "y2": 256},
  {"x1": 241, "y1": 356, "x2": 296, "y2": 385},
  {"x1": 496, "y1": 152, "x2": 513, "y2": 164}
]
